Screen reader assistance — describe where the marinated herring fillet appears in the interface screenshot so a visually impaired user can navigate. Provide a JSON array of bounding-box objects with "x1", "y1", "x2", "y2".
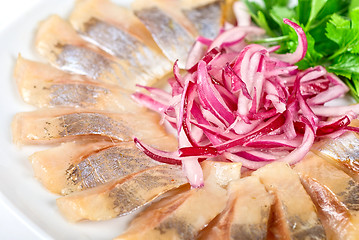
[
  {"x1": 116, "y1": 161, "x2": 242, "y2": 240},
  {"x1": 299, "y1": 176, "x2": 358, "y2": 240},
  {"x1": 56, "y1": 164, "x2": 187, "y2": 222},
  {"x1": 14, "y1": 56, "x2": 144, "y2": 112},
  {"x1": 180, "y1": 0, "x2": 222, "y2": 39},
  {"x1": 30, "y1": 136, "x2": 177, "y2": 195},
  {"x1": 69, "y1": 0, "x2": 172, "y2": 83},
  {"x1": 36, "y1": 15, "x2": 160, "y2": 89},
  {"x1": 12, "y1": 108, "x2": 167, "y2": 145},
  {"x1": 294, "y1": 152, "x2": 359, "y2": 239},
  {"x1": 198, "y1": 175, "x2": 274, "y2": 240},
  {"x1": 252, "y1": 162, "x2": 326, "y2": 240},
  {"x1": 132, "y1": 0, "x2": 197, "y2": 68},
  {"x1": 312, "y1": 131, "x2": 359, "y2": 182}
]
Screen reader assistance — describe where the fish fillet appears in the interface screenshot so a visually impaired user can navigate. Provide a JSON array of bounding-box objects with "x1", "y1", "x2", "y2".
[
  {"x1": 294, "y1": 152, "x2": 359, "y2": 239},
  {"x1": 30, "y1": 136, "x2": 177, "y2": 195},
  {"x1": 301, "y1": 175, "x2": 357, "y2": 240},
  {"x1": 12, "y1": 108, "x2": 168, "y2": 145},
  {"x1": 198, "y1": 175, "x2": 274, "y2": 240},
  {"x1": 14, "y1": 56, "x2": 144, "y2": 112},
  {"x1": 312, "y1": 132, "x2": 359, "y2": 182},
  {"x1": 69, "y1": 0, "x2": 172, "y2": 85},
  {"x1": 132, "y1": 0, "x2": 197, "y2": 68},
  {"x1": 57, "y1": 164, "x2": 187, "y2": 222},
  {"x1": 116, "y1": 161, "x2": 242, "y2": 240},
  {"x1": 252, "y1": 162, "x2": 326, "y2": 240},
  {"x1": 36, "y1": 15, "x2": 160, "y2": 89},
  {"x1": 180, "y1": 0, "x2": 222, "y2": 39}
]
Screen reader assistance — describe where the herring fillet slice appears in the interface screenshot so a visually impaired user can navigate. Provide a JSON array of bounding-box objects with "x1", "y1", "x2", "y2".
[
  {"x1": 181, "y1": 0, "x2": 222, "y2": 39},
  {"x1": 198, "y1": 175, "x2": 273, "y2": 240},
  {"x1": 116, "y1": 161, "x2": 242, "y2": 240},
  {"x1": 252, "y1": 162, "x2": 326, "y2": 240},
  {"x1": 35, "y1": 15, "x2": 158, "y2": 89},
  {"x1": 69, "y1": 0, "x2": 172, "y2": 84},
  {"x1": 132, "y1": 0, "x2": 197, "y2": 68},
  {"x1": 30, "y1": 136, "x2": 177, "y2": 195},
  {"x1": 56, "y1": 164, "x2": 188, "y2": 222},
  {"x1": 294, "y1": 152, "x2": 359, "y2": 239},
  {"x1": 12, "y1": 108, "x2": 167, "y2": 145},
  {"x1": 301, "y1": 175, "x2": 357, "y2": 240},
  {"x1": 312, "y1": 131, "x2": 359, "y2": 182},
  {"x1": 14, "y1": 56, "x2": 144, "y2": 112}
]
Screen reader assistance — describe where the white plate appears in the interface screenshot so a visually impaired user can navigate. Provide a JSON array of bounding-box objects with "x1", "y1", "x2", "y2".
[
  {"x1": 0, "y1": 0, "x2": 135, "y2": 239},
  {"x1": 0, "y1": 0, "x2": 355, "y2": 239}
]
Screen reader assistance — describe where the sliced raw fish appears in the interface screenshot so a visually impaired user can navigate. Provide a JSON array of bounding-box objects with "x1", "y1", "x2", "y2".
[
  {"x1": 30, "y1": 136, "x2": 177, "y2": 195},
  {"x1": 12, "y1": 108, "x2": 167, "y2": 145},
  {"x1": 252, "y1": 162, "x2": 326, "y2": 240},
  {"x1": 294, "y1": 152, "x2": 359, "y2": 239},
  {"x1": 301, "y1": 174, "x2": 358, "y2": 240},
  {"x1": 14, "y1": 56, "x2": 144, "y2": 112},
  {"x1": 198, "y1": 175, "x2": 273, "y2": 240},
  {"x1": 36, "y1": 15, "x2": 161, "y2": 89},
  {"x1": 181, "y1": 0, "x2": 222, "y2": 39},
  {"x1": 69, "y1": 0, "x2": 172, "y2": 83},
  {"x1": 56, "y1": 164, "x2": 187, "y2": 222},
  {"x1": 312, "y1": 132, "x2": 359, "y2": 182},
  {"x1": 132, "y1": 0, "x2": 197, "y2": 68},
  {"x1": 116, "y1": 161, "x2": 242, "y2": 240}
]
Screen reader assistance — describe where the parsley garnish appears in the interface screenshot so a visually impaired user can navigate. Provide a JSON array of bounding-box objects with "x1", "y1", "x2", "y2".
[{"x1": 245, "y1": 0, "x2": 359, "y2": 101}]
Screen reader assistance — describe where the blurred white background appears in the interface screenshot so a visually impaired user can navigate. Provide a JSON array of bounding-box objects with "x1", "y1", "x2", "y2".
[
  {"x1": 0, "y1": 0, "x2": 41, "y2": 31},
  {"x1": 0, "y1": 2, "x2": 43, "y2": 240}
]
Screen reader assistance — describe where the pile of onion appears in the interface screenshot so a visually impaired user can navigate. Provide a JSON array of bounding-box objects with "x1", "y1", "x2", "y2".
[{"x1": 132, "y1": 3, "x2": 359, "y2": 187}]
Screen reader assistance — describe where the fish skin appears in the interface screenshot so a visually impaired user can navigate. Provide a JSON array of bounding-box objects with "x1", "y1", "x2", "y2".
[
  {"x1": 69, "y1": 0, "x2": 172, "y2": 84},
  {"x1": 30, "y1": 135, "x2": 178, "y2": 195},
  {"x1": 48, "y1": 83, "x2": 109, "y2": 107},
  {"x1": 56, "y1": 164, "x2": 187, "y2": 222},
  {"x1": 300, "y1": 175, "x2": 357, "y2": 240},
  {"x1": 116, "y1": 161, "x2": 242, "y2": 240},
  {"x1": 36, "y1": 15, "x2": 162, "y2": 89},
  {"x1": 14, "y1": 56, "x2": 144, "y2": 112},
  {"x1": 133, "y1": 0, "x2": 196, "y2": 69},
  {"x1": 36, "y1": 15, "x2": 119, "y2": 84},
  {"x1": 182, "y1": 1, "x2": 222, "y2": 39},
  {"x1": 294, "y1": 152, "x2": 359, "y2": 214},
  {"x1": 56, "y1": 44, "x2": 116, "y2": 80},
  {"x1": 70, "y1": 0, "x2": 162, "y2": 51},
  {"x1": 294, "y1": 152, "x2": 359, "y2": 239},
  {"x1": 12, "y1": 108, "x2": 168, "y2": 145},
  {"x1": 132, "y1": 0, "x2": 225, "y2": 68},
  {"x1": 63, "y1": 143, "x2": 160, "y2": 194},
  {"x1": 198, "y1": 175, "x2": 273, "y2": 240},
  {"x1": 79, "y1": 18, "x2": 172, "y2": 85},
  {"x1": 312, "y1": 132, "x2": 359, "y2": 182},
  {"x1": 252, "y1": 162, "x2": 326, "y2": 240}
]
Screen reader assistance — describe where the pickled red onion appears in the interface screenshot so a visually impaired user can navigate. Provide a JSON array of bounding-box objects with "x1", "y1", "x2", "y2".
[{"x1": 133, "y1": 18, "x2": 359, "y2": 187}]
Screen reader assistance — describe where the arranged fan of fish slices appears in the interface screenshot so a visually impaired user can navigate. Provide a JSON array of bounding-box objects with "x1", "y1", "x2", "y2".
[{"x1": 11, "y1": 0, "x2": 359, "y2": 239}]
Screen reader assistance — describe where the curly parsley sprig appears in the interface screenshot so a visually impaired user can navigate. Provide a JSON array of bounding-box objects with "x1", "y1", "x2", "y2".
[{"x1": 245, "y1": 0, "x2": 359, "y2": 101}]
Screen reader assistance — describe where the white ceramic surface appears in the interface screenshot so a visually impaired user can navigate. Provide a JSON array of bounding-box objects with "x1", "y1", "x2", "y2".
[
  {"x1": 0, "y1": 0, "x2": 354, "y2": 239},
  {"x1": 0, "y1": 1, "x2": 134, "y2": 239}
]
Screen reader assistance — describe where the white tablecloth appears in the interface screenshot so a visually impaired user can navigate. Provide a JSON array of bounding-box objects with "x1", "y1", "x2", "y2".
[{"x1": 0, "y1": 2, "x2": 43, "y2": 240}]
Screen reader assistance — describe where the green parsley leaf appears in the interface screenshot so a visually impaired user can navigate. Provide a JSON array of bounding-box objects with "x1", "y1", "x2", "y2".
[
  {"x1": 269, "y1": 5, "x2": 295, "y2": 34},
  {"x1": 263, "y1": 0, "x2": 289, "y2": 9},
  {"x1": 307, "y1": 0, "x2": 327, "y2": 29},
  {"x1": 350, "y1": 0, "x2": 359, "y2": 12},
  {"x1": 326, "y1": 12, "x2": 359, "y2": 56},
  {"x1": 244, "y1": 0, "x2": 359, "y2": 101},
  {"x1": 329, "y1": 53, "x2": 359, "y2": 78},
  {"x1": 297, "y1": 0, "x2": 312, "y2": 26}
]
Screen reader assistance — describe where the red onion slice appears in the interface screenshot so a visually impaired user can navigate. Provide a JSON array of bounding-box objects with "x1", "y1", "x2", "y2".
[
  {"x1": 272, "y1": 19, "x2": 308, "y2": 64},
  {"x1": 132, "y1": 15, "x2": 359, "y2": 187}
]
